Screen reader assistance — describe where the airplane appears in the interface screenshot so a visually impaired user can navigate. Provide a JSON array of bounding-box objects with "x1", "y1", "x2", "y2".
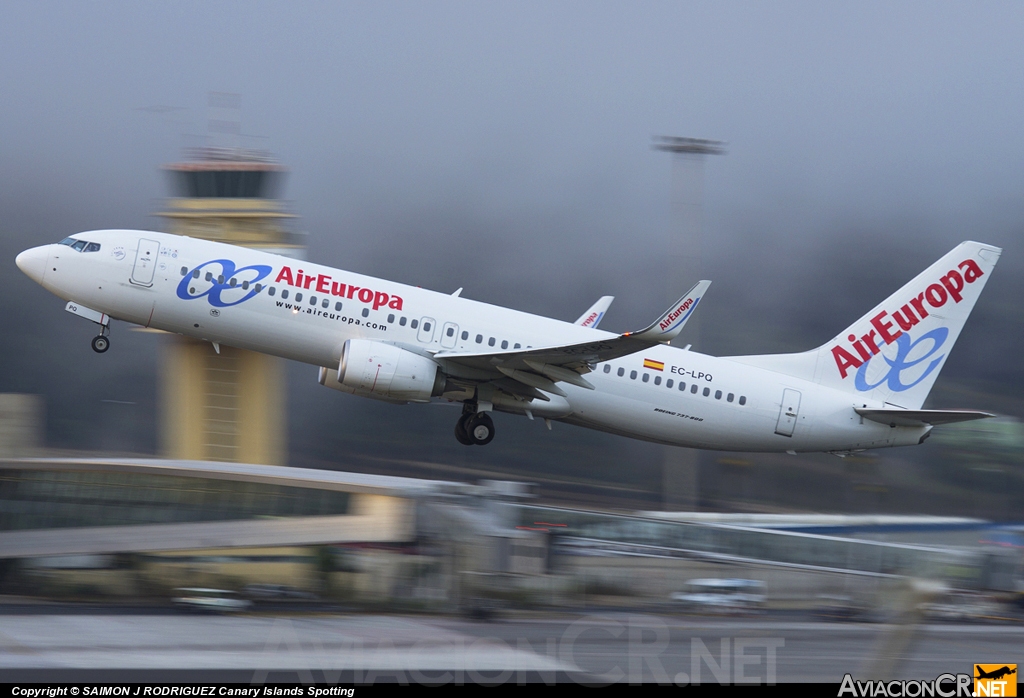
[{"x1": 15, "y1": 231, "x2": 1000, "y2": 453}]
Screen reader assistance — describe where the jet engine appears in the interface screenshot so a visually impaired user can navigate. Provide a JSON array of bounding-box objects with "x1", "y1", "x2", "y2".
[{"x1": 318, "y1": 339, "x2": 445, "y2": 403}]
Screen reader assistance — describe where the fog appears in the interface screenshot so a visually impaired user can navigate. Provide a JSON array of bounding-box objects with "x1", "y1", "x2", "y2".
[{"x1": 2, "y1": 2, "x2": 1023, "y2": 501}]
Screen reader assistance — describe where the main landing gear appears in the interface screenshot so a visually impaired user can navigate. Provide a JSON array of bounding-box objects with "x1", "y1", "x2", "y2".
[
  {"x1": 455, "y1": 406, "x2": 495, "y2": 446},
  {"x1": 91, "y1": 326, "x2": 110, "y2": 354}
]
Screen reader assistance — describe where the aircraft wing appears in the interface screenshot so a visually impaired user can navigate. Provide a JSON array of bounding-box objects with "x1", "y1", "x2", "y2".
[
  {"x1": 854, "y1": 408, "x2": 996, "y2": 427},
  {"x1": 435, "y1": 281, "x2": 709, "y2": 396},
  {"x1": 573, "y1": 295, "x2": 614, "y2": 328}
]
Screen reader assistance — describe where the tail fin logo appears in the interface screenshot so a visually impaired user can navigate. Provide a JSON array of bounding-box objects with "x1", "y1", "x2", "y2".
[
  {"x1": 854, "y1": 327, "x2": 948, "y2": 393},
  {"x1": 831, "y1": 258, "x2": 984, "y2": 379}
]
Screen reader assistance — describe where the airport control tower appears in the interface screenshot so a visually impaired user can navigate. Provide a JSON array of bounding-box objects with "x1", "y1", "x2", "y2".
[{"x1": 156, "y1": 147, "x2": 304, "y2": 464}]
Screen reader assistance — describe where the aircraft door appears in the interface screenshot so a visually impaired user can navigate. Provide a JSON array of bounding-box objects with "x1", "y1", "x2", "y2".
[
  {"x1": 417, "y1": 317, "x2": 436, "y2": 344},
  {"x1": 440, "y1": 322, "x2": 459, "y2": 349},
  {"x1": 130, "y1": 239, "x2": 160, "y2": 287},
  {"x1": 774, "y1": 388, "x2": 801, "y2": 437}
]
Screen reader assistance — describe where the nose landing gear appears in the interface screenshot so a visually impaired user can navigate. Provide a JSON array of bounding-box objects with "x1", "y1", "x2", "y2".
[{"x1": 91, "y1": 335, "x2": 110, "y2": 353}]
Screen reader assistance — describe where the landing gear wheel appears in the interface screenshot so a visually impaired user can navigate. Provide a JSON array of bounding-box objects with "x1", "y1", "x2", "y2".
[
  {"x1": 91, "y1": 335, "x2": 109, "y2": 353},
  {"x1": 454, "y1": 414, "x2": 474, "y2": 446},
  {"x1": 467, "y1": 413, "x2": 495, "y2": 446}
]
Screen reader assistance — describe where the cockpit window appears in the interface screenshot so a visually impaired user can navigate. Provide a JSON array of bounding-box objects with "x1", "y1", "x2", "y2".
[{"x1": 57, "y1": 237, "x2": 101, "y2": 252}]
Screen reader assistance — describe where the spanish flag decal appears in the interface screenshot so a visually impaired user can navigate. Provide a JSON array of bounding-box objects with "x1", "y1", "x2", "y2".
[{"x1": 643, "y1": 358, "x2": 665, "y2": 371}]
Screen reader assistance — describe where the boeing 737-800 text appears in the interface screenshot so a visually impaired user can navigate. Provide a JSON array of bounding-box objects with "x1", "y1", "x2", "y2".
[{"x1": 16, "y1": 231, "x2": 1000, "y2": 452}]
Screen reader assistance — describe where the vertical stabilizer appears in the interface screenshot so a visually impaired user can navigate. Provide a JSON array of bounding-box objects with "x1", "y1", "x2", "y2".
[{"x1": 727, "y1": 241, "x2": 1001, "y2": 409}]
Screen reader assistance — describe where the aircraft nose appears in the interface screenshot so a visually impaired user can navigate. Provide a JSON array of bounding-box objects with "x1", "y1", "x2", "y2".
[{"x1": 15, "y1": 246, "x2": 49, "y2": 283}]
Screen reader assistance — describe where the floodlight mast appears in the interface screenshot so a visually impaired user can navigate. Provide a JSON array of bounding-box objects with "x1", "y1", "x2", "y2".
[
  {"x1": 653, "y1": 135, "x2": 725, "y2": 513},
  {"x1": 651, "y1": 136, "x2": 726, "y2": 156}
]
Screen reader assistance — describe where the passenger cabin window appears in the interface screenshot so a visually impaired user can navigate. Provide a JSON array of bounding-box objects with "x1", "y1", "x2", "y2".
[
  {"x1": 703, "y1": 387, "x2": 711, "y2": 397},
  {"x1": 630, "y1": 370, "x2": 637, "y2": 380},
  {"x1": 388, "y1": 314, "x2": 395, "y2": 323},
  {"x1": 654, "y1": 376, "x2": 661, "y2": 385},
  {"x1": 362, "y1": 308, "x2": 369, "y2": 317},
  {"x1": 180, "y1": 266, "x2": 188, "y2": 276},
  {"x1": 690, "y1": 384, "x2": 698, "y2": 394},
  {"x1": 678, "y1": 381, "x2": 685, "y2": 391},
  {"x1": 281, "y1": 290, "x2": 289, "y2": 299},
  {"x1": 242, "y1": 281, "x2": 250, "y2": 290},
  {"x1": 193, "y1": 270, "x2": 200, "y2": 279},
  {"x1": 206, "y1": 272, "x2": 213, "y2": 282},
  {"x1": 617, "y1": 367, "x2": 625, "y2": 377},
  {"x1": 488, "y1": 337, "x2": 496, "y2": 347},
  {"x1": 727, "y1": 393, "x2": 734, "y2": 402},
  {"x1": 337, "y1": 302, "x2": 344, "y2": 311},
  {"x1": 411, "y1": 319, "x2": 419, "y2": 329},
  {"x1": 461, "y1": 331, "x2": 469, "y2": 340},
  {"x1": 501, "y1": 340, "x2": 508, "y2": 349},
  {"x1": 400, "y1": 317, "x2": 407, "y2": 326},
  {"x1": 476, "y1": 334, "x2": 483, "y2": 344},
  {"x1": 514, "y1": 343, "x2": 521, "y2": 349},
  {"x1": 715, "y1": 390, "x2": 722, "y2": 399},
  {"x1": 739, "y1": 396, "x2": 747, "y2": 405},
  {"x1": 446, "y1": 327, "x2": 455, "y2": 337},
  {"x1": 642, "y1": 373, "x2": 649, "y2": 383},
  {"x1": 295, "y1": 293, "x2": 303, "y2": 302},
  {"x1": 423, "y1": 321, "x2": 431, "y2": 332},
  {"x1": 268, "y1": 287, "x2": 276, "y2": 296},
  {"x1": 603, "y1": 365, "x2": 611, "y2": 373}
]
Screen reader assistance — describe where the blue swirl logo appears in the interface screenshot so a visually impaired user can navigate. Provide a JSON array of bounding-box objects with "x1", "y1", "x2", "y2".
[
  {"x1": 176, "y1": 259, "x2": 273, "y2": 308},
  {"x1": 854, "y1": 327, "x2": 949, "y2": 393}
]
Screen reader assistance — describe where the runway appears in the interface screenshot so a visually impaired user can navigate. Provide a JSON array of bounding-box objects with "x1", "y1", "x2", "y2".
[{"x1": 2, "y1": 611, "x2": 1020, "y2": 684}]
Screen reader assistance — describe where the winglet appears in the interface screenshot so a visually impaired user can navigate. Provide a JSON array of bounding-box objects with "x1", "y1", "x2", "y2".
[
  {"x1": 574, "y1": 296, "x2": 614, "y2": 328},
  {"x1": 628, "y1": 280, "x2": 710, "y2": 342}
]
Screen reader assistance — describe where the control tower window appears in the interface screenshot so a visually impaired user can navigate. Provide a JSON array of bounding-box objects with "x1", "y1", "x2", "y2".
[{"x1": 173, "y1": 169, "x2": 280, "y2": 198}]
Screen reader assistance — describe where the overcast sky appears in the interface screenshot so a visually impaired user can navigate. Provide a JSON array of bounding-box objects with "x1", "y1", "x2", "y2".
[{"x1": 2, "y1": 2, "x2": 1022, "y2": 460}]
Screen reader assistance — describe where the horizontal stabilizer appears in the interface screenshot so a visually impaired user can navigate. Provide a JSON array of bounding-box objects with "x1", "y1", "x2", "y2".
[
  {"x1": 574, "y1": 296, "x2": 614, "y2": 329},
  {"x1": 855, "y1": 408, "x2": 995, "y2": 428}
]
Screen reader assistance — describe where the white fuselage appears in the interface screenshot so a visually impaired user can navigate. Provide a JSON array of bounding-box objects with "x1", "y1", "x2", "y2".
[{"x1": 19, "y1": 230, "x2": 928, "y2": 453}]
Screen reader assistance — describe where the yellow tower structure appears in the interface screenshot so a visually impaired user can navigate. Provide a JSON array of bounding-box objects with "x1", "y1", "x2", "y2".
[{"x1": 157, "y1": 147, "x2": 304, "y2": 464}]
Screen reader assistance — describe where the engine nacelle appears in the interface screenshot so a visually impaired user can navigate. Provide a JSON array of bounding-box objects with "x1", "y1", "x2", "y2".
[{"x1": 319, "y1": 339, "x2": 445, "y2": 403}]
